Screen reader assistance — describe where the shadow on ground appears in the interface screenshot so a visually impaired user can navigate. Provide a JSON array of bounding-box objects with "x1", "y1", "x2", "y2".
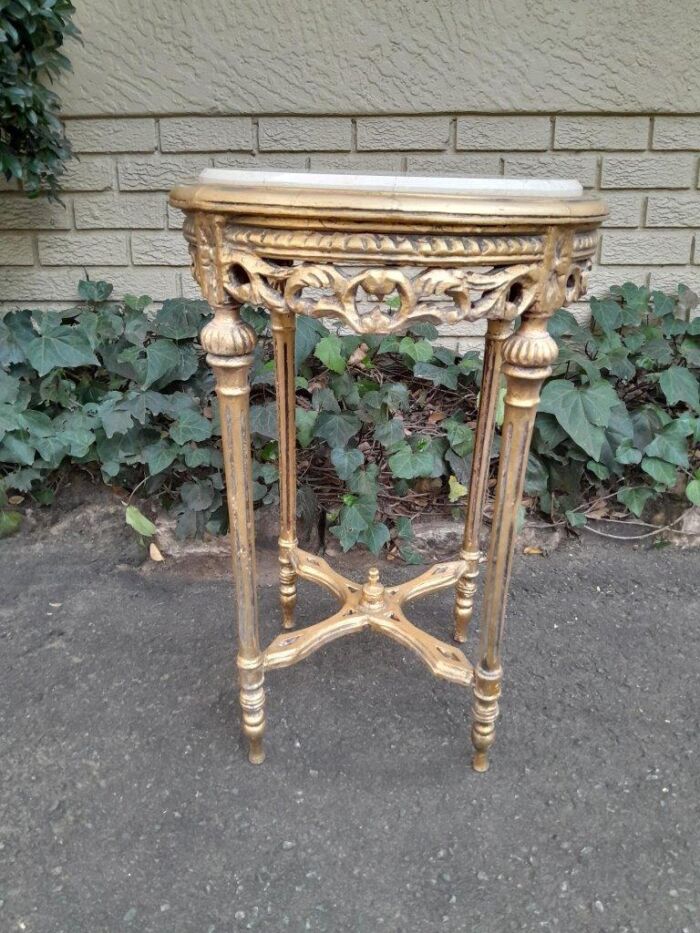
[{"x1": 1, "y1": 498, "x2": 698, "y2": 932}]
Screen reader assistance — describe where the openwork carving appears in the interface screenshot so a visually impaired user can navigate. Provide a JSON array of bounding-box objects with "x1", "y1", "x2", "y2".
[
  {"x1": 221, "y1": 248, "x2": 545, "y2": 334},
  {"x1": 283, "y1": 262, "x2": 541, "y2": 334},
  {"x1": 184, "y1": 214, "x2": 598, "y2": 334}
]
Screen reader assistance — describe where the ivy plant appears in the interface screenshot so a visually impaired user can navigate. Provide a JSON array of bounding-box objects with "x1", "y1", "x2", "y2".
[
  {"x1": 531, "y1": 283, "x2": 700, "y2": 525},
  {"x1": 0, "y1": 279, "x2": 698, "y2": 551},
  {"x1": 0, "y1": 0, "x2": 79, "y2": 198}
]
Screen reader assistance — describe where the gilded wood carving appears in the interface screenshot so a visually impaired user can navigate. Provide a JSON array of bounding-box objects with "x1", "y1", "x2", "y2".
[{"x1": 173, "y1": 180, "x2": 606, "y2": 772}]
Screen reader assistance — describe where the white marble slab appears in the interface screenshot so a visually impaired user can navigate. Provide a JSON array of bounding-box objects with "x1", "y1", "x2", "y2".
[{"x1": 199, "y1": 168, "x2": 582, "y2": 199}]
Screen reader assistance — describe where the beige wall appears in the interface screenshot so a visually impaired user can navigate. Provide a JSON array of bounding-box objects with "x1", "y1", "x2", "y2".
[{"x1": 1, "y1": 0, "x2": 699, "y2": 333}]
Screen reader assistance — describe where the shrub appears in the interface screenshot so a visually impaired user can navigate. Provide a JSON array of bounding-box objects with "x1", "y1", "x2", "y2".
[
  {"x1": 0, "y1": 0, "x2": 78, "y2": 198},
  {"x1": 0, "y1": 279, "x2": 698, "y2": 548}
]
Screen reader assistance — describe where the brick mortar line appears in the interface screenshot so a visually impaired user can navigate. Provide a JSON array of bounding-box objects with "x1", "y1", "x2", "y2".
[{"x1": 60, "y1": 110, "x2": 700, "y2": 119}]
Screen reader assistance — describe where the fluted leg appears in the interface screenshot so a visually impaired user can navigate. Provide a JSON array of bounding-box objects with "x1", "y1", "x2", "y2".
[
  {"x1": 201, "y1": 303, "x2": 265, "y2": 764},
  {"x1": 271, "y1": 310, "x2": 297, "y2": 630},
  {"x1": 471, "y1": 306, "x2": 559, "y2": 772},
  {"x1": 454, "y1": 318, "x2": 512, "y2": 643}
]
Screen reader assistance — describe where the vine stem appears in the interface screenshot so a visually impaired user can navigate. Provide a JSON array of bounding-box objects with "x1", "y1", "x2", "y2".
[{"x1": 581, "y1": 508, "x2": 699, "y2": 540}]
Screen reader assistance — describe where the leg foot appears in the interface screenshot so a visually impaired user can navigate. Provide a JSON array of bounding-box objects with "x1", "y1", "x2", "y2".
[
  {"x1": 453, "y1": 554, "x2": 479, "y2": 643},
  {"x1": 248, "y1": 738, "x2": 265, "y2": 765},
  {"x1": 471, "y1": 665, "x2": 501, "y2": 773},
  {"x1": 238, "y1": 654, "x2": 266, "y2": 765}
]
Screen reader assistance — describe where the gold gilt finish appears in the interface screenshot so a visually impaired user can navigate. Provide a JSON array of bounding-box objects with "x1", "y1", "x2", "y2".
[{"x1": 171, "y1": 176, "x2": 606, "y2": 772}]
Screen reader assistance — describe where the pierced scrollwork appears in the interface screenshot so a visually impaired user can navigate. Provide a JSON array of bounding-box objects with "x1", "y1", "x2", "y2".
[
  {"x1": 222, "y1": 248, "x2": 542, "y2": 334},
  {"x1": 184, "y1": 213, "x2": 598, "y2": 333},
  {"x1": 284, "y1": 262, "x2": 541, "y2": 333}
]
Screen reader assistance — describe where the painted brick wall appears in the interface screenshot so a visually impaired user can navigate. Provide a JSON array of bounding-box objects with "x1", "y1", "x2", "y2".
[{"x1": 1, "y1": 113, "x2": 699, "y2": 347}]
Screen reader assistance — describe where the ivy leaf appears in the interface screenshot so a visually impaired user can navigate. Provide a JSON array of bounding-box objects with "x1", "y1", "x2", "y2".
[
  {"x1": 587, "y1": 460, "x2": 610, "y2": 481},
  {"x1": 0, "y1": 371, "x2": 20, "y2": 405},
  {"x1": 184, "y1": 446, "x2": 216, "y2": 468},
  {"x1": 332, "y1": 503, "x2": 370, "y2": 551},
  {"x1": 2, "y1": 467, "x2": 41, "y2": 493},
  {"x1": 125, "y1": 505, "x2": 156, "y2": 538},
  {"x1": 443, "y1": 419, "x2": 474, "y2": 457},
  {"x1": 398, "y1": 541, "x2": 424, "y2": 565},
  {"x1": 169, "y1": 410, "x2": 212, "y2": 444},
  {"x1": 240, "y1": 304, "x2": 269, "y2": 335},
  {"x1": 539, "y1": 379, "x2": 618, "y2": 460},
  {"x1": 312, "y1": 387, "x2": 341, "y2": 413},
  {"x1": 388, "y1": 442, "x2": 435, "y2": 479},
  {"x1": 358, "y1": 521, "x2": 390, "y2": 554},
  {"x1": 394, "y1": 516, "x2": 412, "y2": 539},
  {"x1": 651, "y1": 290, "x2": 676, "y2": 317},
  {"x1": 154, "y1": 299, "x2": 206, "y2": 339},
  {"x1": 144, "y1": 440, "x2": 179, "y2": 475},
  {"x1": 615, "y1": 438, "x2": 642, "y2": 465},
  {"x1": 0, "y1": 435, "x2": 37, "y2": 465},
  {"x1": 314, "y1": 411, "x2": 362, "y2": 448},
  {"x1": 18, "y1": 410, "x2": 54, "y2": 437},
  {"x1": 295, "y1": 408, "x2": 318, "y2": 448},
  {"x1": 448, "y1": 475, "x2": 468, "y2": 501},
  {"x1": 590, "y1": 297, "x2": 622, "y2": 333},
  {"x1": 398, "y1": 337, "x2": 434, "y2": 363},
  {"x1": 330, "y1": 371, "x2": 361, "y2": 406},
  {"x1": 380, "y1": 382, "x2": 410, "y2": 411},
  {"x1": 33, "y1": 435, "x2": 68, "y2": 465},
  {"x1": 181, "y1": 480, "x2": 215, "y2": 512},
  {"x1": 679, "y1": 336, "x2": 700, "y2": 368},
  {"x1": 331, "y1": 447, "x2": 364, "y2": 481},
  {"x1": 295, "y1": 316, "x2": 327, "y2": 371},
  {"x1": 250, "y1": 402, "x2": 278, "y2": 439},
  {"x1": 0, "y1": 312, "x2": 32, "y2": 365},
  {"x1": 143, "y1": 339, "x2": 182, "y2": 389},
  {"x1": 413, "y1": 362, "x2": 459, "y2": 390},
  {"x1": 534, "y1": 413, "x2": 568, "y2": 450},
  {"x1": 641, "y1": 456, "x2": 678, "y2": 487},
  {"x1": 348, "y1": 465, "x2": 379, "y2": 502},
  {"x1": 374, "y1": 418, "x2": 405, "y2": 449},
  {"x1": 25, "y1": 323, "x2": 99, "y2": 376},
  {"x1": 658, "y1": 366, "x2": 699, "y2": 410},
  {"x1": 0, "y1": 511, "x2": 22, "y2": 538},
  {"x1": 525, "y1": 453, "x2": 549, "y2": 496},
  {"x1": 314, "y1": 334, "x2": 346, "y2": 374},
  {"x1": 617, "y1": 486, "x2": 654, "y2": 517},
  {"x1": 643, "y1": 431, "x2": 689, "y2": 468},
  {"x1": 408, "y1": 322, "x2": 439, "y2": 340},
  {"x1": 613, "y1": 283, "x2": 649, "y2": 318},
  {"x1": 686, "y1": 478, "x2": 700, "y2": 506},
  {"x1": 78, "y1": 280, "x2": 113, "y2": 303},
  {"x1": 565, "y1": 509, "x2": 587, "y2": 528},
  {"x1": 548, "y1": 308, "x2": 580, "y2": 339},
  {"x1": 123, "y1": 294, "x2": 151, "y2": 313},
  {"x1": 378, "y1": 335, "x2": 401, "y2": 354}
]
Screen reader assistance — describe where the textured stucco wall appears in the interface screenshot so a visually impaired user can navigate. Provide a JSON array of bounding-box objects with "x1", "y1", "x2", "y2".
[
  {"x1": 59, "y1": 0, "x2": 699, "y2": 115},
  {"x1": 1, "y1": 0, "x2": 699, "y2": 331}
]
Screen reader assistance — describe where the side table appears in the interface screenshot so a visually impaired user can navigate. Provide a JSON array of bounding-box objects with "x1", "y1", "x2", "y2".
[{"x1": 170, "y1": 170, "x2": 606, "y2": 771}]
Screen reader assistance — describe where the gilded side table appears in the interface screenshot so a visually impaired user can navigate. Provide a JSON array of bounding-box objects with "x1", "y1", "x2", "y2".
[{"x1": 170, "y1": 170, "x2": 606, "y2": 772}]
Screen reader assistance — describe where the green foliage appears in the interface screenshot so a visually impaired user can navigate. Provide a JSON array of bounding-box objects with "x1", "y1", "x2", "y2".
[
  {"x1": 535, "y1": 283, "x2": 700, "y2": 522},
  {"x1": 1, "y1": 279, "x2": 698, "y2": 555},
  {"x1": 0, "y1": 0, "x2": 79, "y2": 198}
]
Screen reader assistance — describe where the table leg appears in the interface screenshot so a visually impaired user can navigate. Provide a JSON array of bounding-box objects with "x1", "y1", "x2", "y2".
[
  {"x1": 271, "y1": 310, "x2": 297, "y2": 630},
  {"x1": 201, "y1": 304, "x2": 265, "y2": 765},
  {"x1": 471, "y1": 309, "x2": 558, "y2": 772},
  {"x1": 453, "y1": 319, "x2": 512, "y2": 643}
]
